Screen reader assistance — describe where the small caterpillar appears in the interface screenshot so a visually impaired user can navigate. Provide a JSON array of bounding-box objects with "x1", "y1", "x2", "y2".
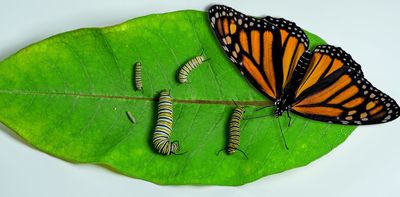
[
  {"x1": 178, "y1": 54, "x2": 206, "y2": 83},
  {"x1": 126, "y1": 111, "x2": 136, "y2": 124},
  {"x1": 218, "y1": 102, "x2": 248, "y2": 159},
  {"x1": 134, "y1": 62, "x2": 143, "y2": 91},
  {"x1": 152, "y1": 90, "x2": 180, "y2": 155}
]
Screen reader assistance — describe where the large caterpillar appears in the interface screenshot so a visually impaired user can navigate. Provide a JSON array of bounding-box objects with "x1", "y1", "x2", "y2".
[{"x1": 152, "y1": 90, "x2": 180, "y2": 155}]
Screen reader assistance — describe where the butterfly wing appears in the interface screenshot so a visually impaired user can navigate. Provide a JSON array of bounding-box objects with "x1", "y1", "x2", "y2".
[
  {"x1": 291, "y1": 45, "x2": 399, "y2": 124},
  {"x1": 293, "y1": 45, "x2": 363, "y2": 100},
  {"x1": 263, "y1": 16, "x2": 309, "y2": 88},
  {"x1": 208, "y1": 5, "x2": 308, "y2": 101},
  {"x1": 208, "y1": 5, "x2": 280, "y2": 100}
]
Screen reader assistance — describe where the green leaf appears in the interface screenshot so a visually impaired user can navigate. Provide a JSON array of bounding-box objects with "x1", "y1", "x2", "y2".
[{"x1": 0, "y1": 10, "x2": 355, "y2": 185}]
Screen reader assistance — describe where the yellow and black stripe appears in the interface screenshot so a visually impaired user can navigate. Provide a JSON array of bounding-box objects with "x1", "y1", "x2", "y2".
[
  {"x1": 134, "y1": 62, "x2": 143, "y2": 91},
  {"x1": 219, "y1": 104, "x2": 248, "y2": 159},
  {"x1": 227, "y1": 106, "x2": 245, "y2": 154},
  {"x1": 178, "y1": 55, "x2": 206, "y2": 83},
  {"x1": 152, "y1": 90, "x2": 180, "y2": 155}
]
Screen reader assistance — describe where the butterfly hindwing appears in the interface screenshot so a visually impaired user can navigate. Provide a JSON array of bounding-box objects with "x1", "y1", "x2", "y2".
[
  {"x1": 291, "y1": 46, "x2": 400, "y2": 124},
  {"x1": 294, "y1": 45, "x2": 363, "y2": 100}
]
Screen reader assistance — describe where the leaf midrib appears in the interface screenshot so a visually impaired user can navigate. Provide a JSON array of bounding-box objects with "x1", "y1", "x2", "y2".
[{"x1": 0, "y1": 89, "x2": 272, "y2": 106}]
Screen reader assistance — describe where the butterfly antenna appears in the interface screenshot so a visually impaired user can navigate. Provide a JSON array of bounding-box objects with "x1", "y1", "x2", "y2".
[{"x1": 277, "y1": 118, "x2": 289, "y2": 150}]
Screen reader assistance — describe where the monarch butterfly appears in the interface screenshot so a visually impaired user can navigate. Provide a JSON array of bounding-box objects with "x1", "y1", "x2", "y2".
[
  {"x1": 134, "y1": 62, "x2": 143, "y2": 91},
  {"x1": 208, "y1": 5, "x2": 399, "y2": 126},
  {"x1": 152, "y1": 90, "x2": 180, "y2": 155},
  {"x1": 178, "y1": 53, "x2": 206, "y2": 83},
  {"x1": 218, "y1": 102, "x2": 248, "y2": 159}
]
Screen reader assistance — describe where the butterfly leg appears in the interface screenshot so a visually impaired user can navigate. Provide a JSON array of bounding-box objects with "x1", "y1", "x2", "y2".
[
  {"x1": 287, "y1": 111, "x2": 292, "y2": 127},
  {"x1": 243, "y1": 114, "x2": 272, "y2": 120},
  {"x1": 256, "y1": 105, "x2": 274, "y2": 111},
  {"x1": 277, "y1": 118, "x2": 289, "y2": 150},
  {"x1": 243, "y1": 105, "x2": 274, "y2": 120}
]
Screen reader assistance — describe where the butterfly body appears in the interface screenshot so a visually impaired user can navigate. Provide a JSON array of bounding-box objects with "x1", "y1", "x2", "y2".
[
  {"x1": 273, "y1": 97, "x2": 291, "y2": 117},
  {"x1": 209, "y1": 5, "x2": 399, "y2": 125}
]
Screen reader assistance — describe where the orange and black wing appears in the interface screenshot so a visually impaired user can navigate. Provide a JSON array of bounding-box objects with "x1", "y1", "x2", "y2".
[
  {"x1": 208, "y1": 5, "x2": 281, "y2": 100},
  {"x1": 291, "y1": 45, "x2": 399, "y2": 124},
  {"x1": 263, "y1": 16, "x2": 309, "y2": 88}
]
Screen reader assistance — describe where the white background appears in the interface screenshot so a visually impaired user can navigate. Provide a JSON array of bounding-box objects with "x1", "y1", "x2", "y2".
[{"x1": 1, "y1": 0, "x2": 399, "y2": 196}]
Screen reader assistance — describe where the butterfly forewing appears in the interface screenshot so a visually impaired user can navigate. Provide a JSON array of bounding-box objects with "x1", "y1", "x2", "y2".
[
  {"x1": 291, "y1": 47, "x2": 399, "y2": 124},
  {"x1": 263, "y1": 16, "x2": 309, "y2": 88},
  {"x1": 209, "y1": 5, "x2": 282, "y2": 100}
]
